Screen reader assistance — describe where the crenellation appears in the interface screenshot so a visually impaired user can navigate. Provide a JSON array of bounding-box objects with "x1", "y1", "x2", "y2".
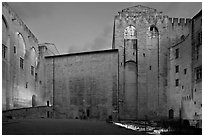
[
  {"x1": 169, "y1": 17, "x2": 173, "y2": 23},
  {"x1": 185, "y1": 18, "x2": 192, "y2": 26},
  {"x1": 172, "y1": 18, "x2": 179, "y2": 26},
  {"x1": 179, "y1": 18, "x2": 185, "y2": 26}
]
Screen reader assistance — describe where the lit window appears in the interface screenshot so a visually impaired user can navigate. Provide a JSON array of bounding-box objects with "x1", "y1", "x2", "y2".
[
  {"x1": 175, "y1": 79, "x2": 179, "y2": 86},
  {"x1": 2, "y1": 44, "x2": 7, "y2": 59},
  {"x1": 20, "y1": 57, "x2": 24, "y2": 69},
  {"x1": 31, "y1": 66, "x2": 34, "y2": 76},
  {"x1": 16, "y1": 32, "x2": 26, "y2": 57},
  {"x1": 175, "y1": 48, "x2": 179, "y2": 59},
  {"x1": 124, "y1": 25, "x2": 136, "y2": 39}
]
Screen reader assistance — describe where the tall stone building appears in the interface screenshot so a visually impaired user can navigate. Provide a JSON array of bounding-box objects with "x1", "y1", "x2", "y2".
[
  {"x1": 2, "y1": 3, "x2": 57, "y2": 110},
  {"x1": 112, "y1": 5, "x2": 192, "y2": 120},
  {"x1": 2, "y1": 3, "x2": 202, "y2": 126}
]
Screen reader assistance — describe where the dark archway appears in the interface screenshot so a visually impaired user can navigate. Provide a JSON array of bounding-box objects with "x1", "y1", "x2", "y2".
[
  {"x1": 32, "y1": 95, "x2": 36, "y2": 107},
  {"x1": 169, "y1": 109, "x2": 174, "y2": 119}
]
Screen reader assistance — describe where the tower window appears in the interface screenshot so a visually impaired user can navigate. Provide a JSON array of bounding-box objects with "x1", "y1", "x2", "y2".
[
  {"x1": 184, "y1": 68, "x2": 187, "y2": 74},
  {"x1": 20, "y1": 57, "x2": 24, "y2": 69},
  {"x1": 175, "y1": 65, "x2": 179, "y2": 73},
  {"x1": 35, "y1": 73, "x2": 38, "y2": 81},
  {"x1": 175, "y1": 79, "x2": 179, "y2": 86},
  {"x1": 14, "y1": 46, "x2": 16, "y2": 54},
  {"x1": 195, "y1": 66, "x2": 202, "y2": 81},
  {"x1": 26, "y1": 82, "x2": 28, "y2": 88},
  {"x1": 149, "y1": 66, "x2": 151, "y2": 70},
  {"x1": 31, "y1": 66, "x2": 34, "y2": 76},
  {"x1": 2, "y1": 44, "x2": 7, "y2": 59},
  {"x1": 175, "y1": 48, "x2": 179, "y2": 59}
]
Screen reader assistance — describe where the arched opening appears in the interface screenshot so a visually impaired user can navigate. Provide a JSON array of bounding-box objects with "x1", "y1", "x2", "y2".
[
  {"x1": 124, "y1": 25, "x2": 136, "y2": 39},
  {"x1": 124, "y1": 61, "x2": 137, "y2": 119},
  {"x1": 149, "y1": 25, "x2": 159, "y2": 38},
  {"x1": 16, "y1": 32, "x2": 26, "y2": 58},
  {"x1": 169, "y1": 109, "x2": 174, "y2": 119},
  {"x1": 31, "y1": 47, "x2": 38, "y2": 67},
  {"x1": 32, "y1": 95, "x2": 36, "y2": 107}
]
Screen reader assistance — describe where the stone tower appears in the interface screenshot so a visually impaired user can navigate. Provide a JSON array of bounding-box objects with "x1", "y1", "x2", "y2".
[{"x1": 112, "y1": 5, "x2": 186, "y2": 120}]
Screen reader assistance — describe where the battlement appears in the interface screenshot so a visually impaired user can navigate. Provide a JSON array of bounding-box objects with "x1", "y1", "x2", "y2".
[
  {"x1": 2, "y1": 2, "x2": 38, "y2": 44},
  {"x1": 182, "y1": 95, "x2": 193, "y2": 101},
  {"x1": 169, "y1": 17, "x2": 192, "y2": 27}
]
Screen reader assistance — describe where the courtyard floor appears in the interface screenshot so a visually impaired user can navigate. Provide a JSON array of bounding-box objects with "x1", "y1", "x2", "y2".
[{"x1": 2, "y1": 119, "x2": 148, "y2": 135}]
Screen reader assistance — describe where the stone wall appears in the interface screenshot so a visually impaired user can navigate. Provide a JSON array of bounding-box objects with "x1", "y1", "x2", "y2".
[
  {"x1": 112, "y1": 5, "x2": 193, "y2": 120},
  {"x1": 45, "y1": 50, "x2": 118, "y2": 120},
  {"x1": 2, "y1": 3, "x2": 40, "y2": 110},
  {"x1": 2, "y1": 106, "x2": 53, "y2": 121},
  {"x1": 2, "y1": 3, "x2": 54, "y2": 110}
]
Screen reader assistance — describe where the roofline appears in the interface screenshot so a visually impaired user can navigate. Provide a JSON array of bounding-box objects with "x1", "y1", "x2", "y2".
[
  {"x1": 192, "y1": 10, "x2": 202, "y2": 19},
  {"x1": 45, "y1": 49, "x2": 118, "y2": 58}
]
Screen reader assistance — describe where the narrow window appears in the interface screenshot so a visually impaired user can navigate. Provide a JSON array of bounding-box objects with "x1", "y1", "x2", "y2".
[
  {"x1": 175, "y1": 79, "x2": 179, "y2": 86},
  {"x1": 195, "y1": 66, "x2": 202, "y2": 81},
  {"x1": 184, "y1": 68, "x2": 187, "y2": 74},
  {"x1": 31, "y1": 66, "x2": 34, "y2": 76},
  {"x1": 2, "y1": 44, "x2": 7, "y2": 59},
  {"x1": 175, "y1": 48, "x2": 179, "y2": 59},
  {"x1": 14, "y1": 46, "x2": 16, "y2": 54},
  {"x1": 26, "y1": 82, "x2": 28, "y2": 88},
  {"x1": 149, "y1": 66, "x2": 151, "y2": 70},
  {"x1": 20, "y1": 57, "x2": 24, "y2": 69},
  {"x1": 35, "y1": 73, "x2": 38, "y2": 81},
  {"x1": 175, "y1": 65, "x2": 179, "y2": 73}
]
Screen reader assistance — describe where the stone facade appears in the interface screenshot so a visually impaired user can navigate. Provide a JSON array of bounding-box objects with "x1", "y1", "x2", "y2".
[
  {"x1": 45, "y1": 50, "x2": 118, "y2": 120},
  {"x1": 112, "y1": 5, "x2": 192, "y2": 120},
  {"x1": 181, "y1": 11, "x2": 202, "y2": 127},
  {"x1": 2, "y1": 3, "x2": 202, "y2": 125},
  {"x1": 2, "y1": 3, "x2": 54, "y2": 110}
]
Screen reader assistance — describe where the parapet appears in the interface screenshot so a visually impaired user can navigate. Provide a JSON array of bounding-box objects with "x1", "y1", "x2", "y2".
[{"x1": 169, "y1": 17, "x2": 192, "y2": 27}]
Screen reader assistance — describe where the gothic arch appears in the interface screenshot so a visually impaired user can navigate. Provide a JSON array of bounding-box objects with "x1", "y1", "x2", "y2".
[
  {"x1": 148, "y1": 25, "x2": 159, "y2": 38},
  {"x1": 16, "y1": 32, "x2": 26, "y2": 58},
  {"x1": 124, "y1": 25, "x2": 137, "y2": 39}
]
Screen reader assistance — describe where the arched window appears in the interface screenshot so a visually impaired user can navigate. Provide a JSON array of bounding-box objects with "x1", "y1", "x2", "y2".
[
  {"x1": 16, "y1": 32, "x2": 26, "y2": 57},
  {"x1": 169, "y1": 109, "x2": 174, "y2": 119},
  {"x1": 31, "y1": 47, "x2": 38, "y2": 66},
  {"x1": 148, "y1": 25, "x2": 159, "y2": 38},
  {"x1": 124, "y1": 25, "x2": 136, "y2": 39}
]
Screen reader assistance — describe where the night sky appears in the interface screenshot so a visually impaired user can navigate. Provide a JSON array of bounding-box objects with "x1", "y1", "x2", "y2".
[{"x1": 8, "y1": 2, "x2": 202, "y2": 54}]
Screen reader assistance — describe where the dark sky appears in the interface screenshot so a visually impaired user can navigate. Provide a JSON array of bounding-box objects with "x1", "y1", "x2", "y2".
[{"x1": 8, "y1": 2, "x2": 202, "y2": 54}]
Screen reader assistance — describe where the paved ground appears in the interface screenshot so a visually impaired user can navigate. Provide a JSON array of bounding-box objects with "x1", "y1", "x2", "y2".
[{"x1": 2, "y1": 119, "x2": 148, "y2": 135}]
